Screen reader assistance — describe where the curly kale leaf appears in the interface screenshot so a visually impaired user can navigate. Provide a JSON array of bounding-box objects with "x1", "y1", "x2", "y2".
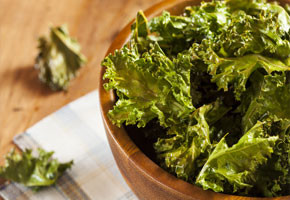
[
  {"x1": 223, "y1": 0, "x2": 290, "y2": 58},
  {"x1": 241, "y1": 73, "x2": 290, "y2": 132},
  {"x1": 0, "y1": 148, "x2": 73, "y2": 191},
  {"x1": 253, "y1": 117, "x2": 290, "y2": 197},
  {"x1": 147, "y1": 11, "x2": 193, "y2": 55},
  {"x1": 102, "y1": 42, "x2": 194, "y2": 128},
  {"x1": 36, "y1": 25, "x2": 86, "y2": 90},
  {"x1": 131, "y1": 10, "x2": 193, "y2": 55},
  {"x1": 195, "y1": 41, "x2": 290, "y2": 100},
  {"x1": 154, "y1": 100, "x2": 230, "y2": 181},
  {"x1": 191, "y1": 0, "x2": 290, "y2": 100},
  {"x1": 132, "y1": 1, "x2": 231, "y2": 55},
  {"x1": 237, "y1": 72, "x2": 290, "y2": 197},
  {"x1": 196, "y1": 121, "x2": 278, "y2": 194},
  {"x1": 184, "y1": 0, "x2": 230, "y2": 39}
]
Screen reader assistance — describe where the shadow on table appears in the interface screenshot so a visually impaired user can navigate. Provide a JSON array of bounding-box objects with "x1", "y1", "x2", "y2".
[{"x1": 2, "y1": 65, "x2": 61, "y2": 97}]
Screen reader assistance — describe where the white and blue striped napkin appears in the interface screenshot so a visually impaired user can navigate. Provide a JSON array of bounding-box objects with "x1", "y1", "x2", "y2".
[{"x1": 0, "y1": 91, "x2": 137, "y2": 200}]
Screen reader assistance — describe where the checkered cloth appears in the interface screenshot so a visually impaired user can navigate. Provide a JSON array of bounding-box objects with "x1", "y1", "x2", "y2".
[{"x1": 0, "y1": 91, "x2": 138, "y2": 200}]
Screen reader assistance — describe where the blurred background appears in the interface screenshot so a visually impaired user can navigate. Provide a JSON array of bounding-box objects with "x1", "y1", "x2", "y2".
[{"x1": 0, "y1": 0, "x2": 161, "y2": 163}]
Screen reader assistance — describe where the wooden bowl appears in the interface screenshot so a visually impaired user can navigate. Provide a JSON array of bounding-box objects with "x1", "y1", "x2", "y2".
[{"x1": 99, "y1": 0, "x2": 290, "y2": 199}]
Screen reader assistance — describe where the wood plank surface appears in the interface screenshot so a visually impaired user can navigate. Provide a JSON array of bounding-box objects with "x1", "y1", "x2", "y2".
[{"x1": 0, "y1": 0, "x2": 161, "y2": 163}]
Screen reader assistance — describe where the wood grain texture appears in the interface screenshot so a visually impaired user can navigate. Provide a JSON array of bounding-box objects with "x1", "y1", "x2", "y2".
[
  {"x1": 99, "y1": 0, "x2": 290, "y2": 199},
  {"x1": 0, "y1": 0, "x2": 161, "y2": 163}
]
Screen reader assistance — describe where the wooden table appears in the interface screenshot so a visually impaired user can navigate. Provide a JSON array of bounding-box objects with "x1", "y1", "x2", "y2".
[{"x1": 0, "y1": 0, "x2": 161, "y2": 163}]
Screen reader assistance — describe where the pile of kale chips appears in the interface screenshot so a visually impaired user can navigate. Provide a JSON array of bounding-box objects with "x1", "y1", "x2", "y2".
[{"x1": 102, "y1": 0, "x2": 290, "y2": 197}]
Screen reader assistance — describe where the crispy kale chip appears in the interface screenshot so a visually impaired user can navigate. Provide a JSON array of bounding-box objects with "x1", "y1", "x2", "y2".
[
  {"x1": 242, "y1": 73, "x2": 290, "y2": 131},
  {"x1": 222, "y1": 0, "x2": 290, "y2": 58},
  {"x1": 154, "y1": 100, "x2": 230, "y2": 181},
  {"x1": 196, "y1": 121, "x2": 278, "y2": 194},
  {"x1": 254, "y1": 117, "x2": 290, "y2": 197},
  {"x1": 36, "y1": 25, "x2": 86, "y2": 91},
  {"x1": 0, "y1": 148, "x2": 73, "y2": 191},
  {"x1": 102, "y1": 41, "x2": 194, "y2": 128},
  {"x1": 195, "y1": 41, "x2": 290, "y2": 99},
  {"x1": 132, "y1": 1, "x2": 230, "y2": 55}
]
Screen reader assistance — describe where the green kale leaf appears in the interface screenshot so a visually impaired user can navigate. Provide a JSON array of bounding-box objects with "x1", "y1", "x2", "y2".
[
  {"x1": 195, "y1": 41, "x2": 290, "y2": 99},
  {"x1": 241, "y1": 73, "x2": 290, "y2": 132},
  {"x1": 102, "y1": 41, "x2": 194, "y2": 128},
  {"x1": 133, "y1": 1, "x2": 231, "y2": 55},
  {"x1": 253, "y1": 117, "x2": 290, "y2": 197},
  {"x1": 224, "y1": 0, "x2": 290, "y2": 59},
  {"x1": 196, "y1": 121, "x2": 278, "y2": 194},
  {"x1": 0, "y1": 148, "x2": 73, "y2": 191},
  {"x1": 36, "y1": 25, "x2": 87, "y2": 91},
  {"x1": 154, "y1": 100, "x2": 230, "y2": 181}
]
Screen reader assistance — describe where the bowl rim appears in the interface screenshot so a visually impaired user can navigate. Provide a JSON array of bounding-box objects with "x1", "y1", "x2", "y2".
[{"x1": 98, "y1": 0, "x2": 290, "y2": 199}]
